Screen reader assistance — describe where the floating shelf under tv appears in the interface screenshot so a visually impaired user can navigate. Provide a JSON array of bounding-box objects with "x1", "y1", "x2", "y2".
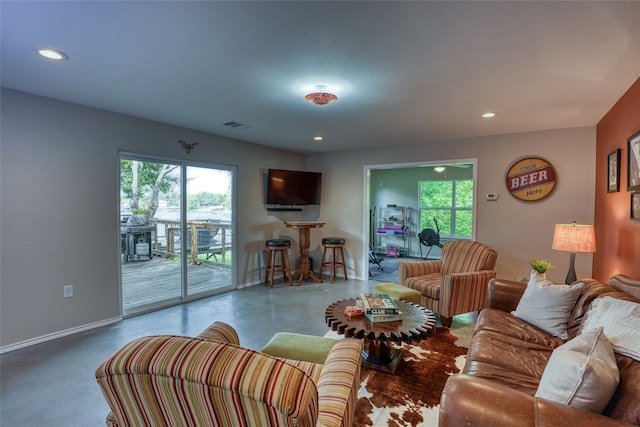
[{"x1": 266, "y1": 207, "x2": 303, "y2": 212}]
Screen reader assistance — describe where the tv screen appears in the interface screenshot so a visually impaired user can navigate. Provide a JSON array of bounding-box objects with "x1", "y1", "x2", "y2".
[{"x1": 266, "y1": 169, "x2": 322, "y2": 205}]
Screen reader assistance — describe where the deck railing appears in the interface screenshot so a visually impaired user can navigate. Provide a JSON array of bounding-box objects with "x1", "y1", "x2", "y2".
[{"x1": 149, "y1": 219, "x2": 233, "y2": 265}]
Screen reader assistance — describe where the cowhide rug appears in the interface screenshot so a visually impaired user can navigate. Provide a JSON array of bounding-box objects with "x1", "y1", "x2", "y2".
[{"x1": 327, "y1": 326, "x2": 469, "y2": 427}]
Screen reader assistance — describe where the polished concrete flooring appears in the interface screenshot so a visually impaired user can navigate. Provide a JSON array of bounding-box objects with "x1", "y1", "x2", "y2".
[{"x1": 1, "y1": 277, "x2": 380, "y2": 426}]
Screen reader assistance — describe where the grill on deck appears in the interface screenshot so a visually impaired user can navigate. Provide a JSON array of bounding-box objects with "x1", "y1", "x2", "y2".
[{"x1": 121, "y1": 225, "x2": 157, "y2": 262}]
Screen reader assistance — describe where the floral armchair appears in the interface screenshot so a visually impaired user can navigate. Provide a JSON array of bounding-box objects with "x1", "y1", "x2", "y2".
[
  {"x1": 96, "y1": 322, "x2": 362, "y2": 427},
  {"x1": 398, "y1": 240, "x2": 497, "y2": 326}
]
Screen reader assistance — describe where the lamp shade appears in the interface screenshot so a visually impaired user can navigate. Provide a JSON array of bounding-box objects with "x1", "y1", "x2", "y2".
[{"x1": 551, "y1": 222, "x2": 596, "y2": 253}]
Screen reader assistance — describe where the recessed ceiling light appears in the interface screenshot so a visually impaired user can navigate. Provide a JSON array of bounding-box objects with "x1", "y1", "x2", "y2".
[
  {"x1": 313, "y1": 136, "x2": 324, "y2": 141},
  {"x1": 482, "y1": 112, "x2": 496, "y2": 118},
  {"x1": 36, "y1": 48, "x2": 69, "y2": 61}
]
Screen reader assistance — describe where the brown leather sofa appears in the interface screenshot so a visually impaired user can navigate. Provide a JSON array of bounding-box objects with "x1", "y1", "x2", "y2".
[{"x1": 439, "y1": 274, "x2": 640, "y2": 427}]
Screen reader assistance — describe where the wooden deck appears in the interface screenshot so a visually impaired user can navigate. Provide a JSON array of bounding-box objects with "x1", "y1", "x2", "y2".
[{"x1": 122, "y1": 255, "x2": 233, "y2": 314}]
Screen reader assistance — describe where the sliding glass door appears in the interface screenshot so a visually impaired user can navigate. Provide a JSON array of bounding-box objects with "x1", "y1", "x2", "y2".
[{"x1": 120, "y1": 154, "x2": 235, "y2": 316}]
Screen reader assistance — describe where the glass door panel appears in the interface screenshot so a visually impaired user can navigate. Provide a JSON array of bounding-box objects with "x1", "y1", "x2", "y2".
[
  {"x1": 185, "y1": 166, "x2": 234, "y2": 296},
  {"x1": 120, "y1": 158, "x2": 183, "y2": 315}
]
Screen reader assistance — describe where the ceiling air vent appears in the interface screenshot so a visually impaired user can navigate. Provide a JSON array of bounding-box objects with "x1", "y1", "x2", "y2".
[{"x1": 222, "y1": 121, "x2": 251, "y2": 130}]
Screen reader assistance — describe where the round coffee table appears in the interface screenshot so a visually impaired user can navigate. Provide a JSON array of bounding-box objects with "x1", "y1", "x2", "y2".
[{"x1": 325, "y1": 298, "x2": 437, "y2": 372}]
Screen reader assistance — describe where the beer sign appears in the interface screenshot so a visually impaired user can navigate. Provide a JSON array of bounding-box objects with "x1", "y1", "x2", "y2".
[{"x1": 506, "y1": 157, "x2": 557, "y2": 202}]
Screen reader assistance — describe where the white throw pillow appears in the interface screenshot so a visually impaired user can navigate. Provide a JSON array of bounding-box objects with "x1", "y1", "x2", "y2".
[
  {"x1": 535, "y1": 327, "x2": 619, "y2": 413},
  {"x1": 581, "y1": 296, "x2": 640, "y2": 361},
  {"x1": 512, "y1": 270, "x2": 584, "y2": 339}
]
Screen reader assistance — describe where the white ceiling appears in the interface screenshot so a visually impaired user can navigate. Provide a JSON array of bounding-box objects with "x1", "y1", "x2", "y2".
[{"x1": 2, "y1": 1, "x2": 640, "y2": 154}]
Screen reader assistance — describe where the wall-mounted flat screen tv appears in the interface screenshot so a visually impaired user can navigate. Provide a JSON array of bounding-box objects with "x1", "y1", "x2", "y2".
[{"x1": 266, "y1": 169, "x2": 322, "y2": 205}]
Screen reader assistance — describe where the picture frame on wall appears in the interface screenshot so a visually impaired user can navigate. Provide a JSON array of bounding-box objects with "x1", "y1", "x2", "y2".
[
  {"x1": 608, "y1": 148, "x2": 621, "y2": 193},
  {"x1": 632, "y1": 192, "x2": 640, "y2": 221},
  {"x1": 627, "y1": 130, "x2": 640, "y2": 191}
]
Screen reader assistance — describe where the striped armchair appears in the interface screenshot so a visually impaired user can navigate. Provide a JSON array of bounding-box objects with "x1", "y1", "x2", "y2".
[
  {"x1": 96, "y1": 322, "x2": 362, "y2": 427},
  {"x1": 398, "y1": 240, "x2": 497, "y2": 327}
]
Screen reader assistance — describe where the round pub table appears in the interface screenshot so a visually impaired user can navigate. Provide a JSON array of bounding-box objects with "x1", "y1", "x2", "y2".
[
  {"x1": 284, "y1": 221, "x2": 325, "y2": 285},
  {"x1": 325, "y1": 298, "x2": 437, "y2": 373}
]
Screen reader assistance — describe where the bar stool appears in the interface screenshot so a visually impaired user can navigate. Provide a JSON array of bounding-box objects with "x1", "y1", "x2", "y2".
[
  {"x1": 264, "y1": 239, "x2": 293, "y2": 287},
  {"x1": 319, "y1": 237, "x2": 348, "y2": 282}
]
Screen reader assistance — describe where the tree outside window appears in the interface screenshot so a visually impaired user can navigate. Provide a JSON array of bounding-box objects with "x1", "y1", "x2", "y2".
[{"x1": 419, "y1": 179, "x2": 473, "y2": 238}]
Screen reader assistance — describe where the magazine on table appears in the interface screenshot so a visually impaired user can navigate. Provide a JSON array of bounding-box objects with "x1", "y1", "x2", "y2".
[
  {"x1": 357, "y1": 293, "x2": 400, "y2": 314},
  {"x1": 364, "y1": 311, "x2": 403, "y2": 322}
]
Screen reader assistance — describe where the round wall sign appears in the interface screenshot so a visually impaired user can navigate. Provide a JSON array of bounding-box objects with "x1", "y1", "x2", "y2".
[{"x1": 505, "y1": 156, "x2": 557, "y2": 202}]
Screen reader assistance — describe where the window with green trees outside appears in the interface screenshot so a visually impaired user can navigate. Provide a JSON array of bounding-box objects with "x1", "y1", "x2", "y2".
[{"x1": 419, "y1": 179, "x2": 473, "y2": 238}]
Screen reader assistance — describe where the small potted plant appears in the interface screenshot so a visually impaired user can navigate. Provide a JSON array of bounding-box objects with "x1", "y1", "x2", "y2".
[
  {"x1": 530, "y1": 259, "x2": 553, "y2": 278},
  {"x1": 128, "y1": 208, "x2": 151, "y2": 226},
  {"x1": 132, "y1": 208, "x2": 151, "y2": 216}
]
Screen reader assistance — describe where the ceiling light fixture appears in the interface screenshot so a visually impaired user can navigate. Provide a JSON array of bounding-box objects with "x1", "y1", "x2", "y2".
[
  {"x1": 434, "y1": 166, "x2": 446, "y2": 173},
  {"x1": 482, "y1": 112, "x2": 496, "y2": 118},
  {"x1": 36, "y1": 48, "x2": 69, "y2": 61},
  {"x1": 313, "y1": 136, "x2": 324, "y2": 141},
  {"x1": 305, "y1": 85, "x2": 338, "y2": 106}
]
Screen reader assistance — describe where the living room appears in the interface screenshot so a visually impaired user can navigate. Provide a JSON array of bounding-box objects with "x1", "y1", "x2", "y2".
[
  {"x1": 6, "y1": 90, "x2": 640, "y2": 351},
  {"x1": 2, "y1": 2, "x2": 640, "y2": 425}
]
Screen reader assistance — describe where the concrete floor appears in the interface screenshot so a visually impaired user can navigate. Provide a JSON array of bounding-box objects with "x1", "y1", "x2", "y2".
[{"x1": 0, "y1": 277, "x2": 377, "y2": 427}]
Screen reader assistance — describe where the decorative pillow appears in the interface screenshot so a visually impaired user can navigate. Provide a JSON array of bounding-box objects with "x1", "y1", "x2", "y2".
[
  {"x1": 535, "y1": 327, "x2": 619, "y2": 413},
  {"x1": 512, "y1": 270, "x2": 584, "y2": 339},
  {"x1": 581, "y1": 296, "x2": 640, "y2": 361}
]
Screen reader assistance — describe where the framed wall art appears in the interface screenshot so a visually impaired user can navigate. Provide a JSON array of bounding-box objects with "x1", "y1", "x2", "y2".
[
  {"x1": 631, "y1": 192, "x2": 640, "y2": 221},
  {"x1": 505, "y1": 156, "x2": 557, "y2": 202},
  {"x1": 608, "y1": 148, "x2": 621, "y2": 193},
  {"x1": 627, "y1": 130, "x2": 640, "y2": 191}
]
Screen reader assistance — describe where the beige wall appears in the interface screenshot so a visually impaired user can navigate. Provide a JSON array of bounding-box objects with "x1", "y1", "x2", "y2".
[
  {"x1": 1, "y1": 88, "x2": 597, "y2": 350},
  {"x1": 0, "y1": 89, "x2": 306, "y2": 349},
  {"x1": 308, "y1": 126, "x2": 596, "y2": 284}
]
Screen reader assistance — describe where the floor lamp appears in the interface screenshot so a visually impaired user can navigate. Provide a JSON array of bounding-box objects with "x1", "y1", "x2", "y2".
[{"x1": 551, "y1": 221, "x2": 596, "y2": 284}]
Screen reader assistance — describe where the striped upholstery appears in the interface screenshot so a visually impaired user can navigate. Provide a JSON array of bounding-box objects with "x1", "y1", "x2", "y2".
[
  {"x1": 278, "y1": 339, "x2": 363, "y2": 427},
  {"x1": 440, "y1": 240, "x2": 497, "y2": 276},
  {"x1": 96, "y1": 324, "x2": 362, "y2": 427},
  {"x1": 316, "y1": 339, "x2": 362, "y2": 427},
  {"x1": 398, "y1": 260, "x2": 442, "y2": 285},
  {"x1": 197, "y1": 321, "x2": 240, "y2": 345},
  {"x1": 399, "y1": 240, "x2": 497, "y2": 322}
]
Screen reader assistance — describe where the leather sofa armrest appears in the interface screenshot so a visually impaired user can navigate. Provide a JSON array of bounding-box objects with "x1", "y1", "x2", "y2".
[
  {"x1": 487, "y1": 278, "x2": 527, "y2": 312},
  {"x1": 439, "y1": 374, "x2": 633, "y2": 427},
  {"x1": 398, "y1": 260, "x2": 442, "y2": 285}
]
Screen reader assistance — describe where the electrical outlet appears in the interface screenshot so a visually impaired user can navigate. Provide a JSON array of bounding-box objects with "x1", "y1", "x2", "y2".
[{"x1": 63, "y1": 285, "x2": 73, "y2": 299}]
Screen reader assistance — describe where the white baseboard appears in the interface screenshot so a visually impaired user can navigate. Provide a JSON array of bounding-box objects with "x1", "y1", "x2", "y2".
[
  {"x1": 0, "y1": 316, "x2": 122, "y2": 354},
  {"x1": 236, "y1": 279, "x2": 262, "y2": 289}
]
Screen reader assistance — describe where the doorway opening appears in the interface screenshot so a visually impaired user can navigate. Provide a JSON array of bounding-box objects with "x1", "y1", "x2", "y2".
[{"x1": 364, "y1": 160, "x2": 477, "y2": 280}]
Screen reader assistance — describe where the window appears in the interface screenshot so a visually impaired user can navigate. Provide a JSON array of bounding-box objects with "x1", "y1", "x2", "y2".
[{"x1": 419, "y1": 179, "x2": 473, "y2": 238}]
